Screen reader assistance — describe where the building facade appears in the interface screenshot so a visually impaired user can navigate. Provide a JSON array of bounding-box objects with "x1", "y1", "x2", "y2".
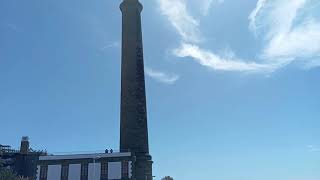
[
  {"x1": 37, "y1": 152, "x2": 133, "y2": 180},
  {"x1": 161, "y1": 176, "x2": 173, "y2": 180},
  {"x1": 119, "y1": 0, "x2": 153, "y2": 179},
  {"x1": 31, "y1": 0, "x2": 153, "y2": 179},
  {"x1": 0, "y1": 137, "x2": 46, "y2": 179}
]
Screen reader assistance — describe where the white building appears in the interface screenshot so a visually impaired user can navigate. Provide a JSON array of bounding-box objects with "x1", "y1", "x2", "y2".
[{"x1": 37, "y1": 152, "x2": 133, "y2": 180}]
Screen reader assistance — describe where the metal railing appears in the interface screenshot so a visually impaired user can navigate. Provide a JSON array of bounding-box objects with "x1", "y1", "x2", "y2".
[
  {"x1": 49, "y1": 149, "x2": 130, "y2": 155},
  {"x1": 0, "y1": 145, "x2": 19, "y2": 154}
]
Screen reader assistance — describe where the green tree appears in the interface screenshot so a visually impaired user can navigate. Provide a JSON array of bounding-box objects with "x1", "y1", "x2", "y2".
[
  {"x1": 0, "y1": 169, "x2": 18, "y2": 180},
  {"x1": 16, "y1": 176, "x2": 29, "y2": 180},
  {"x1": 162, "y1": 176, "x2": 174, "y2": 180},
  {"x1": 0, "y1": 159, "x2": 19, "y2": 180}
]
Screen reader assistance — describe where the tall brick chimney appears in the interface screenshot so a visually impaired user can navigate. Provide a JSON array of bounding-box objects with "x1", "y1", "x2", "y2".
[
  {"x1": 20, "y1": 136, "x2": 29, "y2": 155},
  {"x1": 119, "y1": 0, "x2": 153, "y2": 179}
]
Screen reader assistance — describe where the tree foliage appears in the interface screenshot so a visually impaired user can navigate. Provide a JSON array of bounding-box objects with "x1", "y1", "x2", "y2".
[
  {"x1": 0, "y1": 159, "x2": 29, "y2": 180},
  {"x1": 0, "y1": 168, "x2": 17, "y2": 180},
  {"x1": 162, "y1": 176, "x2": 174, "y2": 180}
]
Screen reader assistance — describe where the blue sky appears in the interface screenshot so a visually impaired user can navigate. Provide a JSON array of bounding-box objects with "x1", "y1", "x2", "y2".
[{"x1": 1, "y1": 0, "x2": 320, "y2": 179}]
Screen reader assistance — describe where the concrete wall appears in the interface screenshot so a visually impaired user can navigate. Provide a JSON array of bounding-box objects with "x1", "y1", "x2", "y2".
[
  {"x1": 129, "y1": 161, "x2": 132, "y2": 178},
  {"x1": 108, "y1": 162, "x2": 122, "y2": 179},
  {"x1": 40, "y1": 152, "x2": 131, "y2": 161},
  {"x1": 47, "y1": 165, "x2": 61, "y2": 180},
  {"x1": 88, "y1": 163, "x2": 101, "y2": 180},
  {"x1": 36, "y1": 165, "x2": 40, "y2": 180},
  {"x1": 68, "y1": 164, "x2": 81, "y2": 180},
  {"x1": 37, "y1": 161, "x2": 132, "y2": 180}
]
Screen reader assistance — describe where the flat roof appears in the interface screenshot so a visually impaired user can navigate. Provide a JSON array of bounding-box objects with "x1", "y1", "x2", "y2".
[{"x1": 39, "y1": 152, "x2": 131, "y2": 161}]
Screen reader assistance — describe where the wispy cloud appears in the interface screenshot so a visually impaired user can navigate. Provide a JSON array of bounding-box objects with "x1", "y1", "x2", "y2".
[
  {"x1": 174, "y1": 43, "x2": 279, "y2": 72},
  {"x1": 249, "y1": 0, "x2": 320, "y2": 68},
  {"x1": 6, "y1": 23, "x2": 19, "y2": 32},
  {"x1": 101, "y1": 41, "x2": 120, "y2": 51},
  {"x1": 307, "y1": 145, "x2": 320, "y2": 152},
  {"x1": 202, "y1": 0, "x2": 214, "y2": 16},
  {"x1": 158, "y1": 0, "x2": 201, "y2": 43},
  {"x1": 158, "y1": 0, "x2": 320, "y2": 73},
  {"x1": 145, "y1": 67, "x2": 179, "y2": 84},
  {"x1": 158, "y1": 0, "x2": 277, "y2": 73},
  {"x1": 201, "y1": 0, "x2": 225, "y2": 16},
  {"x1": 248, "y1": 0, "x2": 268, "y2": 34}
]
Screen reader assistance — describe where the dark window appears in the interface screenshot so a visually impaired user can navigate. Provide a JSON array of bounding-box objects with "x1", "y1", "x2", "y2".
[
  {"x1": 122, "y1": 161, "x2": 129, "y2": 178},
  {"x1": 40, "y1": 166, "x2": 48, "y2": 180},
  {"x1": 61, "y1": 165, "x2": 69, "y2": 180},
  {"x1": 100, "y1": 162, "x2": 108, "y2": 180},
  {"x1": 81, "y1": 164, "x2": 88, "y2": 180}
]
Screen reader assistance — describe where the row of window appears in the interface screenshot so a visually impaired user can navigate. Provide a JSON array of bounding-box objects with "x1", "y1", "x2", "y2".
[{"x1": 39, "y1": 162, "x2": 129, "y2": 180}]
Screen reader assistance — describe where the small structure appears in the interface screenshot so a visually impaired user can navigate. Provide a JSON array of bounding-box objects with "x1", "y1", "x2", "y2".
[
  {"x1": 162, "y1": 176, "x2": 174, "y2": 180},
  {"x1": 37, "y1": 151, "x2": 133, "y2": 180},
  {"x1": 0, "y1": 137, "x2": 47, "y2": 179},
  {"x1": 3, "y1": 0, "x2": 154, "y2": 180},
  {"x1": 119, "y1": 0, "x2": 153, "y2": 179}
]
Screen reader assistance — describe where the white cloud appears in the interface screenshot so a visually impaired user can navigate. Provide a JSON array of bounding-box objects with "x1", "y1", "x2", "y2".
[
  {"x1": 158, "y1": 0, "x2": 201, "y2": 43},
  {"x1": 307, "y1": 145, "x2": 320, "y2": 152},
  {"x1": 101, "y1": 41, "x2": 120, "y2": 50},
  {"x1": 158, "y1": 0, "x2": 320, "y2": 73},
  {"x1": 145, "y1": 67, "x2": 180, "y2": 84},
  {"x1": 249, "y1": 0, "x2": 268, "y2": 34},
  {"x1": 263, "y1": 19, "x2": 320, "y2": 60},
  {"x1": 249, "y1": 0, "x2": 320, "y2": 67},
  {"x1": 174, "y1": 43, "x2": 280, "y2": 72},
  {"x1": 202, "y1": 0, "x2": 214, "y2": 16},
  {"x1": 201, "y1": 0, "x2": 225, "y2": 16},
  {"x1": 158, "y1": 0, "x2": 279, "y2": 72},
  {"x1": 6, "y1": 23, "x2": 19, "y2": 32}
]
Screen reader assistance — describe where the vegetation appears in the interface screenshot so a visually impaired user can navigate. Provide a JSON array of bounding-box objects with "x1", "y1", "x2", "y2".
[
  {"x1": 0, "y1": 168, "x2": 17, "y2": 180},
  {"x1": 162, "y1": 176, "x2": 174, "y2": 180},
  {"x1": 0, "y1": 159, "x2": 29, "y2": 180}
]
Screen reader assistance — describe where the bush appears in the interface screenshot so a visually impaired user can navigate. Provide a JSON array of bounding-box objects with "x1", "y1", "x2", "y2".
[{"x1": 0, "y1": 169, "x2": 18, "y2": 180}]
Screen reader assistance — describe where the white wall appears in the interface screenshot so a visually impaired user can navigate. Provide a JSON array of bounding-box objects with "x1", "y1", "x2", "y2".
[
  {"x1": 47, "y1": 165, "x2": 61, "y2": 180},
  {"x1": 40, "y1": 152, "x2": 131, "y2": 161},
  {"x1": 68, "y1": 164, "x2": 81, "y2": 180},
  {"x1": 88, "y1": 163, "x2": 101, "y2": 180},
  {"x1": 108, "y1": 162, "x2": 122, "y2": 179},
  {"x1": 129, "y1": 161, "x2": 132, "y2": 178},
  {"x1": 38, "y1": 161, "x2": 130, "y2": 180},
  {"x1": 36, "y1": 165, "x2": 40, "y2": 180}
]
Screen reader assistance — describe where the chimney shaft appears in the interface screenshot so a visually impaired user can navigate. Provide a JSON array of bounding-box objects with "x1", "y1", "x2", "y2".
[
  {"x1": 20, "y1": 136, "x2": 29, "y2": 155},
  {"x1": 119, "y1": 0, "x2": 153, "y2": 179}
]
